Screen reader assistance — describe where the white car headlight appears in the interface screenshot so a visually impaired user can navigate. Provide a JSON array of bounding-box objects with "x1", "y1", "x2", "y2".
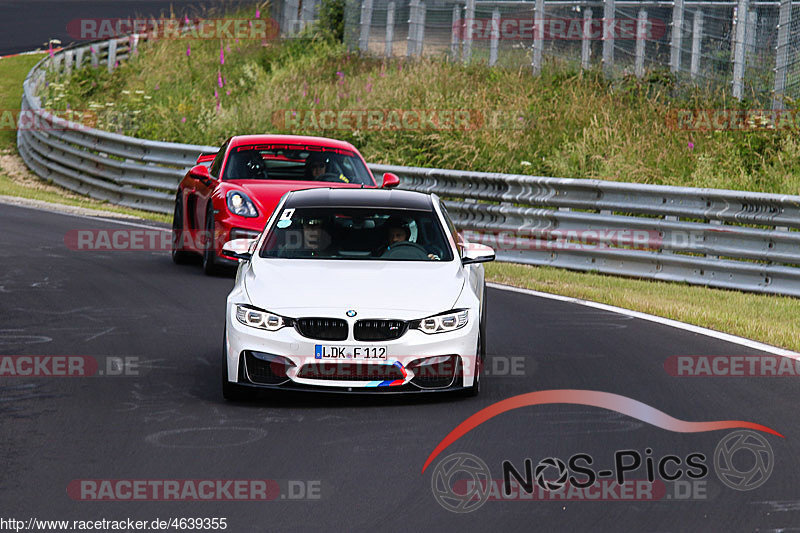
[
  {"x1": 226, "y1": 191, "x2": 259, "y2": 218},
  {"x1": 413, "y1": 309, "x2": 469, "y2": 334},
  {"x1": 235, "y1": 304, "x2": 291, "y2": 331}
]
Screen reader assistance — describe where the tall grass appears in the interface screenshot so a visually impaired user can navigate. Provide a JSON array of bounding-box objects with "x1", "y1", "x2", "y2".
[{"x1": 44, "y1": 19, "x2": 800, "y2": 194}]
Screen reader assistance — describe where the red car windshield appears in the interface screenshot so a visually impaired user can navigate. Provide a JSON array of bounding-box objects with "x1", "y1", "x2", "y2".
[{"x1": 223, "y1": 144, "x2": 373, "y2": 185}]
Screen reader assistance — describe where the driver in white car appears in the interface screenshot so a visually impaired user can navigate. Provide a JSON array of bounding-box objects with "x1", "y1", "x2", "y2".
[{"x1": 380, "y1": 218, "x2": 440, "y2": 260}]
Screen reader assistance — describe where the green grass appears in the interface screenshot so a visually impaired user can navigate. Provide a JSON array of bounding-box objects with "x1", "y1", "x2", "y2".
[
  {"x1": 0, "y1": 53, "x2": 46, "y2": 149},
  {"x1": 0, "y1": 173, "x2": 170, "y2": 223},
  {"x1": 486, "y1": 262, "x2": 800, "y2": 352},
  {"x1": 0, "y1": 52, "x2": 168, "y2": 222},
  {"x1": 41, "y1": 27, "x2": 800, "y2": 194}
]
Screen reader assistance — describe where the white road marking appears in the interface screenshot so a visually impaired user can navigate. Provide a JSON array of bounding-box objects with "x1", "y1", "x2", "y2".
[{"x1": 488, "y1": 282, "x2": 799, "y2": 357}]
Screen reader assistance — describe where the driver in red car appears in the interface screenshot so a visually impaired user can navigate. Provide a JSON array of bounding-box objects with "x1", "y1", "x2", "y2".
[{"x1": 304, "y1": 152, "x2": 328, "y2": 180}]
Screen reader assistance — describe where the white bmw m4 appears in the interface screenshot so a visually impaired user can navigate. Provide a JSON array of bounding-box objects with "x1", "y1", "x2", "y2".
[{"x1": 221, "y1": 187, "x2": 495, "y2": 399}]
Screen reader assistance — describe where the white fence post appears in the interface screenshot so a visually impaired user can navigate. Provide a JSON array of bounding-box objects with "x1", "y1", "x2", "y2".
[
  {"x1": 451, "y1": 5, "x2": 461, "y2": 61},
  {"x1": 772, "y1": 0, "x2": 792, "y2": 110},
  {"x1": 359, "y1": 0, "x2": 374, "y2": 52},
  {"x1": 64, "y1": 50, "x2": 74, "y2": 75},
  {"x1": 75, "y1": 48, "x2": 85, "y2": 69},
  {"x1": 581, "y1": 8, "x2": 592, "y2": 69},
  {"x1": 107, "y1": 39, "x2": 117, "y2": 73},
  {"x1": 91, "y1": 45, "x2": 98, "y2": 68},
  {"x1": 745, "y1": 9, "x2": 757, "y2": 58},
  {"x1": 532, "y1": 0, "x2": 544, "y2": 75},
  {"x1": 417, "y1": 1, "x2": 426, "y2": 57},
  {"x1": 732, "y1": 0, "x2": 749, "y2": 99},
  {"x1": 407, "y1": 0, "x2": 419, "y2": 57},
  {"x1": 300, "y1": 0, "x2": 316, "y2": 31},
  {"x1": 463, "y1": 0, "x2": 475, "y2": 63},
  {"x1": 386, "y1": 1, "x2": 395, "y2": 58},
  {"x1": 635, "y1": 9, "x2": 647, "y2": 78},
  {"x1": 602, "y1": 0, "x2": 615, "y2": 77},
  {"x1": 670, "y1": 0, "x2": 684, "y2": 72},
  {"x1": 283, "y1": 0, "x2": 299, "y2": 36},
  {"x1": 489, "y1": 7, "x2": 500, "y2": 66},
  {"x1": 690, "y1": 10, "x2": 704, "y2": 80}
]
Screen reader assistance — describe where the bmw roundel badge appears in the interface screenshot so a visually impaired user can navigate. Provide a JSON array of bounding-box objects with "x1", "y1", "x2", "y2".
[{"x1": 346, "y1": 310, "x2": 357, "y2": 317}]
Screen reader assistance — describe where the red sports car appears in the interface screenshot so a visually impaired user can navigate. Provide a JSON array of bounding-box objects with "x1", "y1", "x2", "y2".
[{"x1": 171, "y1": 134, "x2": 399, "y2": 274}]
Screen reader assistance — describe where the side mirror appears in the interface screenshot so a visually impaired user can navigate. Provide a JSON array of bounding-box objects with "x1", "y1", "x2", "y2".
[
  {"x1": 189, "y1": 164, "x2": 212, "y2": 180},
  {"x1": 381, "y1": 172, "x2": 400, "y2": 188},
  {"x1": 222, "y1": 238, "x2": 257, "y2": 261},
  {"x1": 461, "y1": 243, "x2": 495, "y2": 265}
]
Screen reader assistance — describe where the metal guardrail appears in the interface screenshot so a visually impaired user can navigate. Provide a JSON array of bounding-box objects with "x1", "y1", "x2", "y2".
[{"x1": 16, "y1": 37, "x2": 800, "y2": 297}]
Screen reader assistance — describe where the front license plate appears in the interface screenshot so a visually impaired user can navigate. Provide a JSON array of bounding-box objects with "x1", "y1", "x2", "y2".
[{"x1": 315, "y1": 345, "x2": 387, "y2": 360}]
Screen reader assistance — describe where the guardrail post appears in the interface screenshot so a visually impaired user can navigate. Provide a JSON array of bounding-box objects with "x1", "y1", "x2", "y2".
[
  {"x1": 75, "y1": 47, "x2": 85, "y2": 69},
  {"x1": 91, "y1": 45, "x2": 99, "y2": 68},
  {"x1": 581, "y1": 8, "x2": 592, "y2": 69},
  {"x1": 602, "y1": 0, "x2": 614, "y2": 78},
  {"x1": 463, "y1": 0, "x2": 475, "y2": 63},
  {"x1": 732, "y1": 0, "x2": 749, "y2": 99},
  {"x1": 489, "y1": 8, "x2": 500, "y2": 66},
  {"x1": 64, "y1": 50, "x2": 74, "y2": 75},
  {"x1": 532, "y1": 0, "x2": 544, "y2": 75},
  {"x1": 670, "y1": 0, "x2": 684, "y2": 72},
  {"x1": 130, "y1": 34, "x2": 139, "y2": 55},
  {"x1": 690, "y1": 10, "x2": 703, "y2": 79},
  {"x1": 386, "y1": 1, "x2": 395, "y2": 57},
  {"x1": 451, "y1": 5, "x2": 461, "y2": 61},
  {"x1": 358, "y1": 0, "x2": 374, "y2": 52},
  {"x1": 635, "y1": 9, "x2": 647, "y2": 78},
  {"x1": 107, "y1": 38, "x2": 117, "y2": 73},
  {"x1": 772, "y1": 0, "x2": 792, "y2": 110}
]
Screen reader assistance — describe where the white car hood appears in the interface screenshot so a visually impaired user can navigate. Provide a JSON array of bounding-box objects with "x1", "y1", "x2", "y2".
[{"x1": 244, "y1": 258, "x2": 465, "y2": 318}]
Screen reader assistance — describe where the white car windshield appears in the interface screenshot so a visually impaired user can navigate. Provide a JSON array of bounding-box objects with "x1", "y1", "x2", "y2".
[{"x1": 259, "y1": 207, "x2": 454, "y2": 261}]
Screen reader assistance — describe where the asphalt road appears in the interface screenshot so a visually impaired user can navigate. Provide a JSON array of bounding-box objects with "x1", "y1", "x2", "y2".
[
  {"x1": 1, "y1": 202, "x2": 798, "y2": 532},
  {"x1": 0, "y1": 1, "x2": 261, "y2": 56}
]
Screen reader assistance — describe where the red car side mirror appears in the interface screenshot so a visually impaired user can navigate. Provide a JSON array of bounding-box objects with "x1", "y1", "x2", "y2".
[
  {"x1": 381, "y1": 172, "x2": 400, "y2": 188},
  {"x1": 189, "y1": 164, "x2": 212, "y2": 180}
]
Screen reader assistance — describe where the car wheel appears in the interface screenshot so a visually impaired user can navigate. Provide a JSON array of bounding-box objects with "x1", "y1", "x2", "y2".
[
  {"x1": 221, "y1": 327, "x2": 253, "y2": 401},
  {"x1": 202, "y1": 206, "x2": 223, "y2": 276},
  {"x1": 171, "y1": 196, "x2": 195, "y2": 264}
]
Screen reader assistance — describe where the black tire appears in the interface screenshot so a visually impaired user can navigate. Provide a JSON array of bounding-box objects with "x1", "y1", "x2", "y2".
[
  {"x1": 202, "y1": 206, "x2": 224, "y2": 276},
  {"x1": 222, "y1": 327, "x2": 253, "y2": 401},
  {"x1": 171, "y1": 196, "x2": 195, "y2": 264}
]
